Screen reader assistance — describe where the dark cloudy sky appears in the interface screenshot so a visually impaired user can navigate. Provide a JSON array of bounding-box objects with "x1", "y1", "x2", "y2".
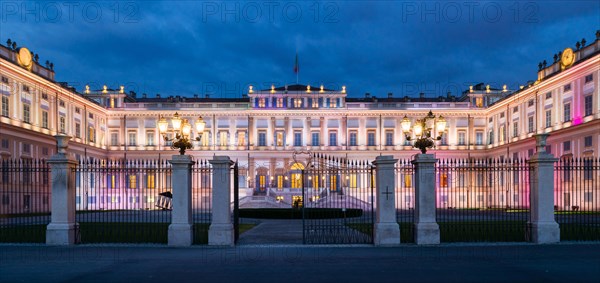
[{"x1": 1, "y1": 1, "x2": 599, "y2": 98}]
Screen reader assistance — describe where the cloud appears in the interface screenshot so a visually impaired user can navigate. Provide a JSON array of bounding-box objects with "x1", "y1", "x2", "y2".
[{"x1": 1, "y1": 0, "x2": 598, "y2": 97}]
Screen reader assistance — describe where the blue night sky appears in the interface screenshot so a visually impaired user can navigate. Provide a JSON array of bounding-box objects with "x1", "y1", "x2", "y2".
[{"x1": 1, "y1": 1, "x2": 599, "y2": 98}]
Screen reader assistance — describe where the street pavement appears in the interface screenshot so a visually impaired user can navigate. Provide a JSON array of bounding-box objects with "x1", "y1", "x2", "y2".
[{"x1": 1, "y1": 243, "x2": 599, "y2": 283}]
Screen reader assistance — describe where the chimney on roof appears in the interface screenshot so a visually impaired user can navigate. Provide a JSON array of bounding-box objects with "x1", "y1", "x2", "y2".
[
  {"x1": 388, "y1": 92, "x2": 393, "y2": 98},
  {"x1": 419, "y1": 92, "x2": 425, "y2": 99},
  {"x1": 365, "y1": 92, "x2": 371, "y2": 98}
]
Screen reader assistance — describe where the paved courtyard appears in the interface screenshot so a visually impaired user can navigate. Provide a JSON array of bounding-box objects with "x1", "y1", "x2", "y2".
[{"x1": 1, "y1": 243, "x2": 599, "y2": 283}]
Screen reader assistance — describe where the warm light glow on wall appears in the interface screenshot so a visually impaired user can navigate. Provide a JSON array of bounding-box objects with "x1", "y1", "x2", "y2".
[
  {"x1": 469, "y1": 85, "x2": 473, "y2": 92},
  {"x1": 342, "y1": 86, "x2": 346, "y2": 93},
  {"x1": 503, "y1": 85, "x2": 507, "y2": 92},
  {"x1": 85, "y1": 85, "x2": 90, "y2": 94},
  {"x1": 102, "y1": 85, "x2": 108, "y2": 93},
  {"x1": 120, "y1": 86, "x2": 124, "y2": 94},
  {"x1": 307, "y1": 85, "x2": 311, "y2": 93},
  {"x1": 320, "y1": 85, "x2": 324, "y2": 93},
  {"x1": 486, "y1": 85, "x2": 490, "y2": 93},
  {"x1": 248, "y1": 85, "x2": 254, "y2": 93}
]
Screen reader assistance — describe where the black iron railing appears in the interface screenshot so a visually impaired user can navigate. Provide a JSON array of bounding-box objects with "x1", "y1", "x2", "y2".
[
  {"x1": 0, "y1": 159, "x2": 50, "y2": 243},
  {"x1": 555, "y1": 157, "x2": 600, "y2": 241}
]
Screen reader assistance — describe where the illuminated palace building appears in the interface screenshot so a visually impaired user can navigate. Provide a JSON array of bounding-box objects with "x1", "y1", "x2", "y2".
[{"x1": 1, "y1": 32, "x2": 599, "y2": 210}]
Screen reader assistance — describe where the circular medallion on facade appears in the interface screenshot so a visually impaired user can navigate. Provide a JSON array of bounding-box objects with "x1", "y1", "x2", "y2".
[
  {"x1": 560, "y1": 47, "x2": 575, "y2": 69},
  {"x1": 17, "y1": 47, "x2": 33, "y2": 71}
]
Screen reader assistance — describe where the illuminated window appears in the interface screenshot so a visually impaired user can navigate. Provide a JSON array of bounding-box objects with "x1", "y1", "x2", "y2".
[
  {"x1": 147, "y1": 174, "x2": 155, "y2": 189},
  {"x1": 475, "y1": 97, "x2": 483, "y2": 107},
  {"x1": 404, "y1": 174, "x2": 412, "y2": 188},
  {"x1": 276, "y1": 98, "x2": 283, "y2": 108},
  {"x1": 237, "y1": 131, "x2": 246, "y2": 146},
  {"x1": 294, "y1": 98, "x2": 302, "y2": 108},
  {"x1": 329, "y1": 98, "x2": 336, "y2": 108},
  {"x1": 258, "y1": 175, "x2": 266, "y2": 189},
  {"x1": 312, "y1": 98, "x2": 319, "y2": 108},
  {"x1": 89, "y1": 127, "x2": 95, "y2": 142},
  {"x1": 348, "y1": 174, "x2": 357, "y2": 188},
  {"x1": 330, "y1": 175, "x2": 337, "y2": 191},
  {"x1": 258, "y1": 98, "x2": 266, "y2": 108},
  {"x1": 277, "y1": 175, "x2": 283, "y2": 189},
  {"x1": 276, "y1": 131, "x2": 284, "y2": 146},
  {"x1": 219, "y1": 131, "x2": 228, "y2": 146},
  {"x1": 110, "y1": 98, "x2": 115, "y2": 108},
  {"x1": 128, "y1": 175, "x2": 137, "y2": 189},
  {"x1": 440, "y1": 173, "x2": 448, "y2": 187},
  {"x1": 108, "y1": 174, "x2": 117, "y2": 189},
  {"x1": 290, "y1": 163, "x2": 304, "y2": 189}
]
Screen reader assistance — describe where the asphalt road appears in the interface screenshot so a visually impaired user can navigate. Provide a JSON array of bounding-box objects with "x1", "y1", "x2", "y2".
[{"x1": 1, "y1": 243, "x2": 599, "y2": 283}]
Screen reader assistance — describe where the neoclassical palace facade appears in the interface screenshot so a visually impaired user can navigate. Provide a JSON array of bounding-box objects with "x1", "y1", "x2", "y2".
[{"x1": 1, "y1": 32, "x2": 599, "y2": 210}]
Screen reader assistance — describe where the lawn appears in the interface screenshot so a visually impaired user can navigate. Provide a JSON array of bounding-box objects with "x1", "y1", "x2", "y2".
[{"x1": 239, "y1": 208, "x2": 363, "y2": 219}]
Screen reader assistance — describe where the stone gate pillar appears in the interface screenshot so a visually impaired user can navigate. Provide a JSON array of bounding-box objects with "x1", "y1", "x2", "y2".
[
  {"x1": 209, "y1": 156, "x2": 235, "y2": 246},
  {"x1": 46, "y1": 135, "x2": 79, "y2": 245},
  {"x1": 168, "y1": 155, "x2": 195, "y2": 246},
  {"x1": 373, "y1": 155, "x2": 401, "y2": 245},
  {"x1": 412, "y1": 154, "x2": 440, "y2": 245},
  {"x1": 528, "y1": 134, "x2": 560, "y2": 243}
]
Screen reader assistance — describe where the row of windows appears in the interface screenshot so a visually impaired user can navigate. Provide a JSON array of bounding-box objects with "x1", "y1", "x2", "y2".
[{"x1": 255, "y1": 97, "x2": 343, "y2": 109}]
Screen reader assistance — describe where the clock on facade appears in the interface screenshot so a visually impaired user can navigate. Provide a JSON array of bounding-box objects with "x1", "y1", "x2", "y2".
[
  {"x1": 560, "y1": 47, "x2": 575, "y2": 70},
  {"x1": 17, "y1": 47, "x2": 33, "y2": 71}
]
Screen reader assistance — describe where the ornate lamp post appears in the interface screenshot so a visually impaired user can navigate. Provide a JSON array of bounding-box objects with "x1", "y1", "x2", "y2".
[
  {"x1": 401, "y1": 110, "x2": 447, "y2": 154},
  {"x1": 158, "y1": 112, "x2": 206, "y2": 155}
]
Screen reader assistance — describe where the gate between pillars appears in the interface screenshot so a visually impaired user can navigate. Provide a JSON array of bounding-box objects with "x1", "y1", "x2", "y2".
[{"x1": 300, "y1": 153, "x2": 375, "y2": 244}]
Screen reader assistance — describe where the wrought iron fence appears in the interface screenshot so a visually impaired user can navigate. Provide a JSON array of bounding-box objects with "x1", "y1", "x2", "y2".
[
  {"x1": 555, "y1": 157, "x2": 600, "y2": 241},
  {"x1": 435, "y1": 158, "x2": 531, "y2": 242},
  {"x1": 395, "y1": 158, "x2": 415, "y2": 243},
  {"x1": 74, "y1": 159, "x2": 172, "y2": 244},
  {"x1": 302, "y1": 153, "x2": 375, "y2": 244},
  {"x1": 0, "y1": 159, "x2": 50, "y2": 243},
  {"x1": 192, "y1": 159, "x2": 212, "y2": 244}
]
